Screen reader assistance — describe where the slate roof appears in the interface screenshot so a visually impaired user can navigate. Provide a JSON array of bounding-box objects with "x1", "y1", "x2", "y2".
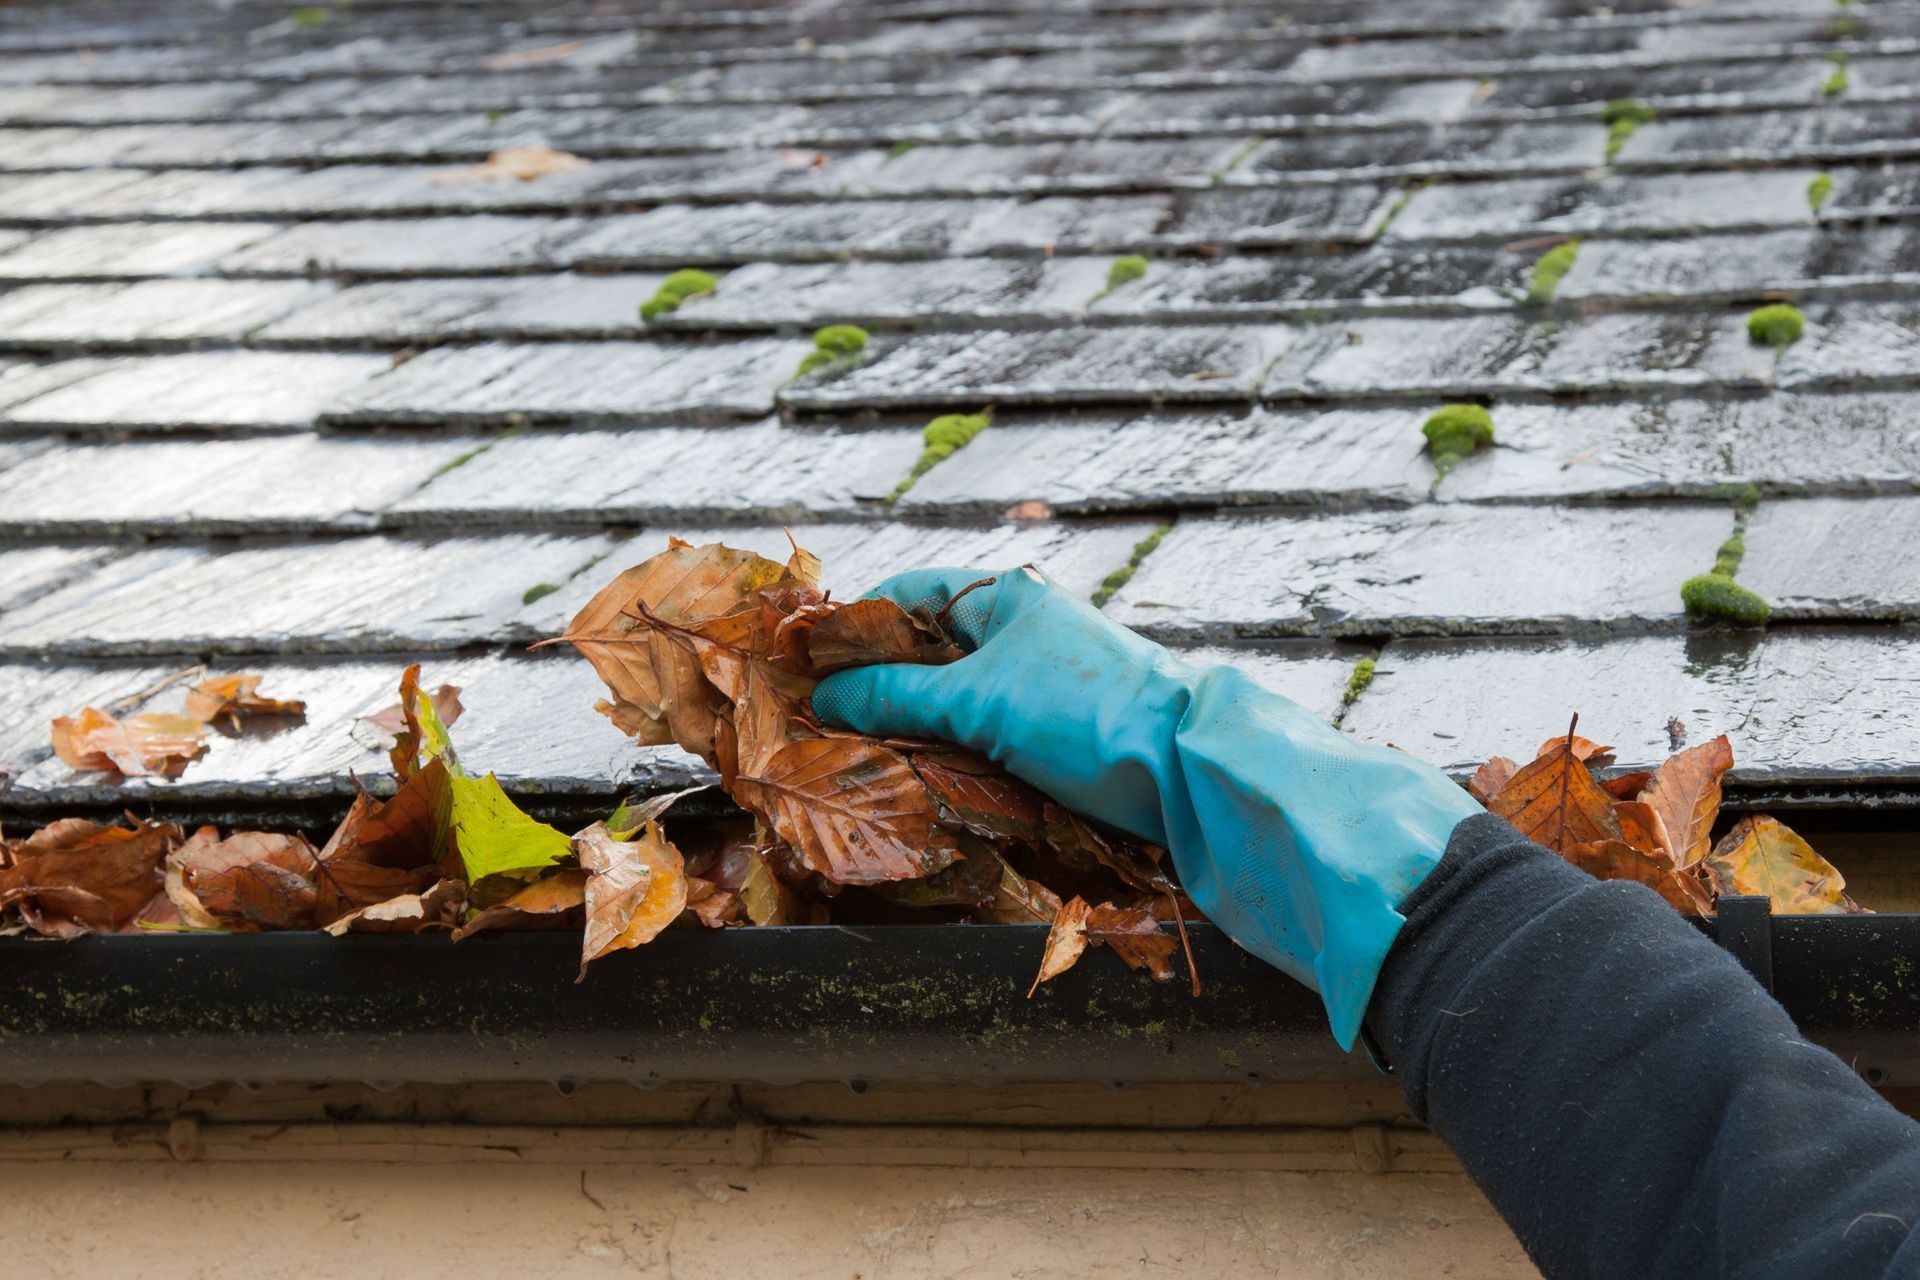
[{"x1": 0, "y1": 0, "x2": 1917, "y2": 818}]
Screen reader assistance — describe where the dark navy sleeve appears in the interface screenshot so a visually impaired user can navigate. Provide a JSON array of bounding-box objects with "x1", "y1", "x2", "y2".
[{"x1": 1368, "y1": 812, "x2": 1920, "y2": 1280}]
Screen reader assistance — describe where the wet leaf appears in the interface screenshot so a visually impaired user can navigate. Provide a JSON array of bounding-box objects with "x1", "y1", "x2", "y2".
[
  {"x1": 448, "y1": 772, "x2": 573, "y2": 883},
  {"x1": 432, "y1": 146, "x2": 591, "y2": 183},
  {"x1": 731, "y1": 738, "x2": 960, "y2": 885},
  {"x1": 1044, "y1": 803, "x2": 1170, "y2": 896},
  {"x1": 313, "y1": 758, "x2": 450, "y2": 925},
  {"x1": 1705, "y1": 815, "x2": 1862, "y2": 915},
  {"x1": 1487, "y1": 728, "x2": 1622, "y2": 854},
  {"x1": 577, "y1": 820, "x2": 688, "y2": 977},
  {"x1": 1640, "y1": 735, "x2": 1733, "y2": 871},
  {"x1": 977, "y1": 850, "x2": 1064, "y2": 924},
  {"x1": 51, "y1": 707, "x2": 206, "y2": 778},
  {"x1": 912, "y1": 751, "x2": 1047, "y2": 847},
  {"x1": 1029, "y1": 896, "x2": 1091, "y2": 995},
  {"x1": 807, "y1": 597, "x2": 964, "y2": 673},
  {"x1": 450, "y1": 868, "x2": 588, "y2": 940},
  {"x1": 1601, "y1": 770, "x2": 1653, "y2": 801},
  {"x1": 357, "y1": 667, "x2": 462, "y2": 779},
  {"x1": 1534, "y1": 733, "x2": 1615, "y2": 766},
  {"x1": 1084, "y1": 902, "x2": 1178, "y2": 982},
  {"x1": 184, "y1": 673, "x2": 306, "y2": 730},
  {"x1": 1566, "y1": 839, "x2": 1711, "y2": 916},
  {"x1": 322, "y1": 878, "x2": 468, "y2": 935},
  {"x1": 0, "y1": 818, "x2": 179, "y2": 935},
  {"x1": 167, "y1": 827, "x2": 319, "y2": 931},
  {"x1": 1468, "y1": 756, "x2": 1518, "y2": 804},
  {"x1": 1612, "y1": 800, "x2": 1675, "y2": 862}
]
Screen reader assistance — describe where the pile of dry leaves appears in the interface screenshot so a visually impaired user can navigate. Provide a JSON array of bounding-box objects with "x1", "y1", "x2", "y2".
[
  {"x1": 1474, "y1": 717, "x2": 1861, "y2": 916},
  {"x1": 0, "y1": 542, "x2": 1863, "y2": 999}
]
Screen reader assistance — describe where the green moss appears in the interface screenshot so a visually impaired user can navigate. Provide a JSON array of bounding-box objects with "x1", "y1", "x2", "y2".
[
  {"x1": 1600, "y1": 98, "x2": 1654, "y2": 163},
  {"x1": 887, "y1": 412, "x2": 993, "y2": 503},
  {"x1": 290, "y1": 5, "x2": 329, "y2": 28},
  {"x1": 1827, "y1": 15, "x2": 1858, "y2": 38},
  {"x1": 1823, "y1": 53, "x2": 1851, "y2": 97},
  {"x1": 521, "y1": 582, "x2": 559, "y2": 605},
  {"x1": 639, "y1": 267, "x2": 719, "y2": 322},
  {"x1": 1087, "y1": 254, "x2": 1151, "y2": 307},
  {"x1": 1091, "y1": 524, "x2": 1171, "y2": 608},
  {"x1": 1210, "y1": 135, "x2": 1265, "y2": 185},
  {"x1": 812, "y1": 324, "x2": 869, "y2": 356},
  {"x1": 1808, "y1": 171, "x2": 1834, "y2": 213},
  {"x1": 792, "y1": 350, "x2": 835, "y2": 379},
  {"x1": 1747, "y1": 303, "x2": 1805, "y2": 347},
  {"x1": 885, "y1": 139, "x2": 920, "y2": 159},
  {"x1": 483, "y1": 109, "x2": 505, "y2": 126},
  {"x1": 1681, "y1": 573, "x2": 1771, "y2": 625},
  {"x1": 1525, "y1": 238, "x2": 1579, "y2": 305},
  {"x1": 1421, "y1": 403, "x2": 1495, "y2": 481},
  {"x1": 1341, "y1": 657, "x2": 1377, "y2": 708}
]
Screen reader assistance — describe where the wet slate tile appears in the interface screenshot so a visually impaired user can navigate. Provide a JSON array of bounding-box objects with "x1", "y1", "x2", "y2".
[
  {"x1": 1619, "y1": 104, "x2": 1920, "y2": 169},
  {"x1": 661, "y1": 258, "x2": 1069, "y2": 329},
  {"x1": 1470, "y1": 57, "x2": 1836, "y2": 118},
  {"x1": 1168, "y1": 643, "x2": 1359, "y2": 727},
  {"x1": 0, "y1": 351, "x2": 391, "y2": 432},
  {"x1": 442, "y1": 654, "x2": 670, "y2": 795},
  {"x1": 1267, "y1": 311, "x2": 1772, "y2": 401},
  {"x1": 257, "y1": 273, "x2": 655, "y2": 343},
  {"x1": 781, "y1": 324, "x2": 1299, "y2": 411},
  {"x1": 1082, "y1": 247, "x2": 1522, "y2": 317},
  {"x1": 0, "y1": 80, "x2": 271, "y2": 124},
  {"x1": 1234, "y1": 119, "x2": 1604, "y2": 182},
  {"x1": 0, "y1": 222, "x2": 281, "y2": 279},
  {"x1": 0, "y1": 432, "x2": 482, "y2": 535},
  {"x1": 1438, "y1": 392, "x2": 1920, "y2": 502},
  {"x1": 1157, "y1": 184, "x2": 1398, "y2": 246},
  {"x1": 1105, "y1": 505, "x2": 1725, "y2": 639},
  {"x1": 898, "y1": 406, "x2": 1433, "y2": 514},
  {"x1": 1553, "y1": 228, "x2": 1920, "y2": 304},
  {"x1": 1388, "y1": 169, "x2": 1822, "y2": 241},
  {"x1": 1343, "y1": 629, "x2": 1920, "y2": 784},
  {"x1": 1779, "y1": 302, "x2": 1920, "y2": 389},
  {"x1": 331, "y1": 339, "x2": 809, "y2": 426},
  {"x1": 0, "y1": 279, "x2": 327, "y2": 348},
  {"x1": 1104, "y1": 78, "x2": 1481, "y2": 136},
  {"x1": 388, "y1": 419, "x2": 923, "y2": 524},
  {"x1": 0, "y1": 532, "x2": 616, "y2": 657},
  {"x1": 514, "y1": 518, "x2": 1158, "y2": 635},
  {"x1": 1828, "y1": 161, "x2": 1920, "y2": 220},
  {"x1": 216, "y1": 215, "x2": 599, "y2": 277},
  {"x1": 1739, "y1": 497, "x2": 1920, "y2": 621},
  {"x1": 0, "y1": 543, "x2": 121, "y2": 614}
]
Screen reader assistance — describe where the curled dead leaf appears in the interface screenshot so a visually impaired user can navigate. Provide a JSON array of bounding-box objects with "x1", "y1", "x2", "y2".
[
  {"x1": 52, "y1": 707, "x2": 206, "y2": 778},
  {"x1": 1640, "y1": 735, "x2": 1733, "y2": 871},
  {"x1": 184, "y1": 673, "x2": 306, "y2": 730},
  {"x1": 1705, "y1": 815, "x2": 1863, "y2": 915},
  {"x1": 577, "y1": 819, "x2": 688, "y2": 978}
]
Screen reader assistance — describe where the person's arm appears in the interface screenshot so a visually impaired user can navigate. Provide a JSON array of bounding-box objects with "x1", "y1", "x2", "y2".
[{"x1": 1372, "y1": 812, "x2": 1920, "y2": 1278}]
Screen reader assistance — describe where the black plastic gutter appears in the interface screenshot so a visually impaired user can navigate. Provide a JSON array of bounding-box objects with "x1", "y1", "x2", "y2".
[{"x1": 2, "y1": 905, "x2": 1917, "y2": 1088}]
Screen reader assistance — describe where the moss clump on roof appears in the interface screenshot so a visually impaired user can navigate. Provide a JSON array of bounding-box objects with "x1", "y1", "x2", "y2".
[
  {"x1": 1808, "y1": 171, "x2": 1834, "y2": 213},
  {"x1": 1822, "y1": 53, "x2": 1851, "y2": 97},
  {"x1": 1340, "y1": 657, "x2": 1377, "y2": 708},
  {"x1": 885, "y1": 139, "x2": 920, "y2": 159},
  {"x1": 1681, "y1": 574, "x2": 1771, "y2": 626},
  {"x1": 290, "y1": 5, "x2": 329, "y2": 29},
  {"x1": 791, "y1": 324, "x2": 871, "y2": 381},
  {"x1": 639, "y1": 268, "x2": 719, "y2": 322},
  {"x1": 1525, "y1": 239, "x2": 1579, "y2": 305},
  {"x1": 1600, "y1": 99, "x2": 1655, "y2": 163},
  {"x1": 521, "y1": 582, "x2": 559, "y2": 605},
  {"x1": 1091, "y1": 524, "x2": 1170, "y2": 608},
  {"x1": 1746, "y1": 303, "x2": 1805, "y2": 348},
  {"x1": 888, "y1": 413, "x2": 993, "y2": 504},
  {"x1": 1422, "y1": 404, "x2": 1495, "y2": 480},
  {"x1": 1088, "y1": 255, "x2": 1151, "y2": 307}
]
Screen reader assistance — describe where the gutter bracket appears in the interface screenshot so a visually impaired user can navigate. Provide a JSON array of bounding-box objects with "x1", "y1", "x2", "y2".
[{"x1": 1713, "y1": 894, "x2": 1775, "y2": 992}]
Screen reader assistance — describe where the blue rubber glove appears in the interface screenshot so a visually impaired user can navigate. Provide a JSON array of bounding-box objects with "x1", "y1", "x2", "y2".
[{"x1": 811, "y1": 565, "x2": 1483, "y2": 1050}]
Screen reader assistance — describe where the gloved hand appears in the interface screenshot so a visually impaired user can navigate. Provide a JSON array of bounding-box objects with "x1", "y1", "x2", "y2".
[{"x1": 811, "y1": 565, "x2": 1482, "y2": 1050}]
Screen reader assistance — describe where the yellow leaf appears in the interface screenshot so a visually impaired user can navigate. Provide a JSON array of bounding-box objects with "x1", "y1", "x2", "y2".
[{"x1": 1704, "y1": 815, "x2": 1862, "y2": 915}]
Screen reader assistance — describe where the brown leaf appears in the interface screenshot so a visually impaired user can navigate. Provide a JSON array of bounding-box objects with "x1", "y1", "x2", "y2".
[
  {"x1": 912, "y1": 751, "x2": 1047, "y2": 847},
  {"x1": 1704, "y1": 815, "x2": 1862, "y2": 915},
  {"x1": 1044, "y1": 803, "x2": 1170, "y2": 897},
  {"x1": 1566, "y1": 839, "x2": 1712, "y2": 916},
  {"x1": 1601, "y1": 770, "x2": 1653, "y2": 800},
  {"x1": 1029, "y1": 896, "x2": 1092, "y2": 996},
  {"x1": 51, "y1": 707, "x2": 206, "y2": 777},
  {"x1": 731, "y1": 737, "x2": 960, "y2": 885},
  {"x1": 1639, "y1": 735, "x2": 1733, "y2": 871},
  {"x1": 1487, "y1": 730, "x2": 1621, "y2": 855},
  {"x1": 1468, "y1": 756, "x2": 1518, "y2": 804},
  {"x1": 1535, "y1": 734, "x2": 1615, "y2": 766},
  {"x1": 312, "y1": 759, "x2": 449, "y2": 925},
  {"x1": 432, "y1": 146, "x2": 591, "y2": 184},
  {"x1": 0, "y1": 818, "x2": 179, "y2": 935},
  {"x1": 576, "y1": 820, "x2": 688, "y2": 977},
  {"x1": 737, "y1": 844, "x2": 803, "y2": 925},
  {"x1": 1084, "y1": 902, "x2": 1178, "y2": 982},
  {"x1": 184, "y1": 673, "x2": 306, "y2": 729},
  {"x1": 450, "y1": 868, "x2": 588, "y2": 940},
  {"x1": 977, "y1": 850, "x2": 1064, "y2": 924},
  {"x1": 167, "y1": 827, "x2": 319, "y2": 931},
  {"x1": 807, "y1": 597, "x2": 964, "y2": 673},
  {"x1": 358, "y1": 672, "x2": 463, "y2": 777},
  {"x1": 322, "y1": 878, "x2": 467, "y2": 935},
  {"x1": 1612, "y1": 800, "x2": 1675, "y2": 862},
  {"x1": 482, "y1": 40, "x2": 583, "y2": 69}
]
